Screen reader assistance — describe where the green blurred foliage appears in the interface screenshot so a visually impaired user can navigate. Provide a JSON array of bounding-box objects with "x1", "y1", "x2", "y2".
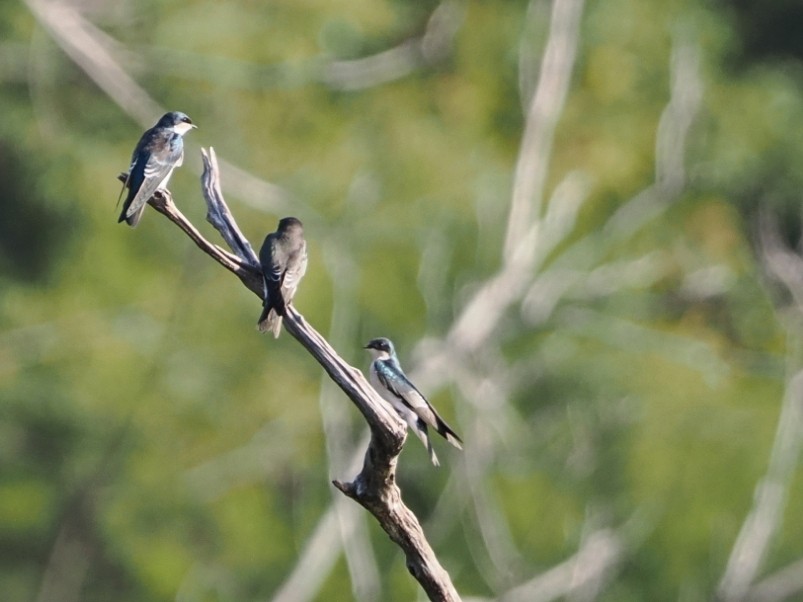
[{"x1": 1, "y1": 0, "x2": 802, "y2": 601}]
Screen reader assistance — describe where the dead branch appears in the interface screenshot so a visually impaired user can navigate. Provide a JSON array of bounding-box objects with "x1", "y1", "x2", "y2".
[{"x1": 118, "y1": 148, "x2": 462, "y2": 602}]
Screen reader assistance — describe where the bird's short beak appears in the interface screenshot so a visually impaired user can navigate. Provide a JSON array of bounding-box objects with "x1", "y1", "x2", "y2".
[{"x1": 191, "y1": 124, "x2": 198, "y2": 129}]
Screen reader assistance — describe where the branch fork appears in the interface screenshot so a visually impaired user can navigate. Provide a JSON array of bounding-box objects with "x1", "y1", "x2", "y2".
[{"x1": 118, "y1": 148, "x2": 461, "y2": 602}]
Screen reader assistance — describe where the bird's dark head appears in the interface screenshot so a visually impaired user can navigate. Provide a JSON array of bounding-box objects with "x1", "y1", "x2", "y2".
[
  {"x1": 159, "y1": 111, "x2": 197, "y2": 134},
  {"x1": 364, "y1": 337, "x2": 395, "y2": 358},
  {"x1": 277, "y1": 217, "x2": 304, "y2": 234}
]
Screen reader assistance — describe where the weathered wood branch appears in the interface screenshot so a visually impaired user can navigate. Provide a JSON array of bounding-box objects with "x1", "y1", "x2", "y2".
[
  {"x1": 119, "y1": 148, "x2": 462, "y2": 601},
  {"x1": 117, "y1": 172, "x2": 261, "y2": 294}
]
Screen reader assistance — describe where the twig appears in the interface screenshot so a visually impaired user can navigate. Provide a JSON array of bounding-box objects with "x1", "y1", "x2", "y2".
[{"x1": 332, "y1": 469, "x2": 461, "y2": 602}]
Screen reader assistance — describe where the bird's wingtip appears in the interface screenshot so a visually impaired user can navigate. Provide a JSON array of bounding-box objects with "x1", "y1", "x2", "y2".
[
  {"x1": 271, "y1": 315, "x2": 283, "y2": 338},
  {"x1": 119, "y1": 212, "x2": 139, "y2": 227},
  {"x1": 446, "y1": 434, "x2": 463, "y2": 450}
]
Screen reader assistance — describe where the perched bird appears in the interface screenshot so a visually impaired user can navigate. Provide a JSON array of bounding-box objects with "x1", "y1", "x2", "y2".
[
  {"x1": 365, "y1": 337, "x2": 462, "y2": 466},
  {"x1": 257, "y1": 217, "x2": 308, "y2": 337},
  {"x1": 117, "y1": 111, "x2": 196, "y2": 227}
]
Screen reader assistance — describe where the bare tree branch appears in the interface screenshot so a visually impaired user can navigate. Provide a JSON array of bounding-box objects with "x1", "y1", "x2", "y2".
[
  {"x1": 504, "y1": 0, "x2": 585, "y2": 262},
  {"x1": 603, "y1": 37, "x2": 701, "y2": 242},
  {"x1": 463, "y1": 528, "x2": 627, "y2": 602},
  {"x1": 403, "y1": 21, "x2": 706, "y2": 602},
  {"x1": 118, "y1": 150, "x2": 462, "y2": 602},
  {"x1": 519, "y1": 37, "x2": 702, "y2": 325},
  {"x1": 717, "y1": 367, "x2": 803, "y2": 601},
  {"x1": 411, "y1": 0, "x2": 590, "y2": 395},
  {"x1": 289, "y1": 302, "x2": 461, "y2": 601},
  {"x1": 717, "y1": 215, "x2": 803, "y2": 601},
  {"x1": 321, "y1": 1, "x2": 463, "y2": 91},
  {"x1": 500, "y1": 528, "x2": 624, "y2": 602},
  {"x1": 746, "y1": 557, "x2": 803, "y2": 602},
  {"x1": 115, "y1": 173, "x2": 261, "y2": 295},
  {"x1": 201, "y1": 148, "x2": 260, "y2": 269}
]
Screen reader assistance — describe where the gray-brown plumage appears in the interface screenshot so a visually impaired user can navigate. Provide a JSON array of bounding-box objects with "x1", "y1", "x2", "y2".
[{"x1": 257, "y1": 217, "x2": 308, "y2": 337}]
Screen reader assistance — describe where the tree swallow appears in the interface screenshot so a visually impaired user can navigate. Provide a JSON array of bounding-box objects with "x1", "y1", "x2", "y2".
[
  {"x1": 118, "y1": 111, "x2": 196, "y2": 227},
  {"x1": 258, "y1": 217, "x2": 308, "y2": 337},
  {"x1": 365, "y1": 337, "x2": 462, "y2": 466}
]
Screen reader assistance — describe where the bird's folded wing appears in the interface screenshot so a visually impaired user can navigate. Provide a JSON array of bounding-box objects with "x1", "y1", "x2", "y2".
[
  {"x1": 376, "y1": 361, "x2": 438, "y2": 425},
  {"x1": 282, "y1": 244, "x2": 308, "y2": 296},
  {"x1": 125, "y1": 149, "x2": 179, "y2": 218}
]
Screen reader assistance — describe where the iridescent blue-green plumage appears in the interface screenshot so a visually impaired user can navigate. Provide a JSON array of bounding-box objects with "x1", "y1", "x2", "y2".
[
  {"x1": 365, "y1": 337, "x2": 462, "y2": 466},
  {"x1": 118, "y1": 112, "x2": 195, "y2": 227}
]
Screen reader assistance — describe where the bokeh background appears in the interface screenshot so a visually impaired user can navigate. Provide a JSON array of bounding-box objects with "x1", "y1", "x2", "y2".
[{"x1": 2, "y1": 0, "x2": 803, "y2": 601}]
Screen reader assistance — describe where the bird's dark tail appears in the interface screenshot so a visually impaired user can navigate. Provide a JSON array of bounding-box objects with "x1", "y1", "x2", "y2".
[
  {"x1": 435, "y1": 417, "x2": 463, "y2": 450},
  {"x1": 257, "y1": 305, "x2": 283, "y2": 338},
  {"x1": 428, "y1": 443, "x2": 440, "y2": 467},
  {"x1": 118, "y1": 207, "x2": 144, "y2": 227},
  {"x1": 413, "y1": 419, "x2": 440, "y2": 466},
  {"x1": 117, "y1": 193, "x2": 146, "y2": 227}
]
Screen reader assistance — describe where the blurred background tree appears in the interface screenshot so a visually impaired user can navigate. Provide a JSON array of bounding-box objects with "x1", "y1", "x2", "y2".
[{"x1": 1, "y1": 0, "x2": 803, "y2": 601}]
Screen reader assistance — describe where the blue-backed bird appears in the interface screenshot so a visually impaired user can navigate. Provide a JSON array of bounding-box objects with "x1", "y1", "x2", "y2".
[
  {"x1": 118, "y1": 112, "x2": 196, "y2": 227},
  {"x1": 365, "y1": 337, "x2": 462, "y2": 466},
  {"x1": 257, "y1": 217, "x2": 308, "y2": 337}
]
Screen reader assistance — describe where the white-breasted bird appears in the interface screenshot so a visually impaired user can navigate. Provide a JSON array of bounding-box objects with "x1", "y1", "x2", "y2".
[
  {"x1": 118, "y1": 111, "x2": 196, "y2": 227},
  {"x1": 365, "y1": 337, "x2": 462, "y2": 466}
]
